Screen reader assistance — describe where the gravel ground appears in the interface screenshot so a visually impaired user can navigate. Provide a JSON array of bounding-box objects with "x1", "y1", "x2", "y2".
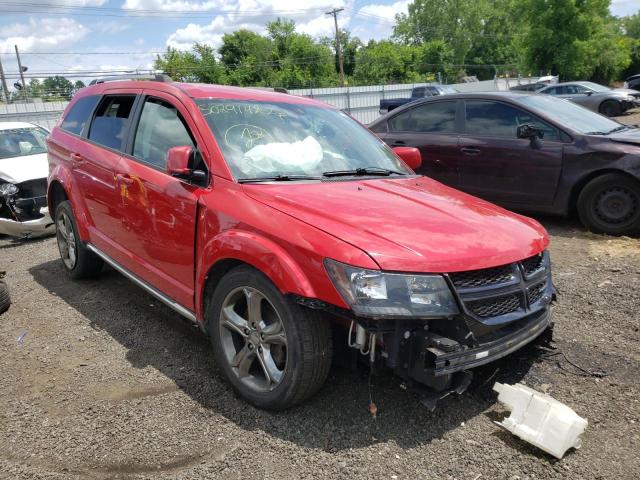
[{"x1": 1, "y1": 111, "x2": 640, "y2": 480}]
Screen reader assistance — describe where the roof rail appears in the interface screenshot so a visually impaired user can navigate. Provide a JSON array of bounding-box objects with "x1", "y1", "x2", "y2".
[{"x1": 88, "y1": 73, "x2": 173, "y2": 85}]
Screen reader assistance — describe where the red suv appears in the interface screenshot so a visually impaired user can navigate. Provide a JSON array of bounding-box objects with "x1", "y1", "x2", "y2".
[{"x1": 47, "y1": 77, "x2": 553, "y2": 410}]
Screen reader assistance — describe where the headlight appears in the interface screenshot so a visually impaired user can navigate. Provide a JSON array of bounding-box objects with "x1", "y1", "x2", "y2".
[
  {"x1": 0, "y1": 183, "x2": 18, "y2": 197},
  {"x1": 324, "y1": 259, "x2": 459, "y2": 318}
]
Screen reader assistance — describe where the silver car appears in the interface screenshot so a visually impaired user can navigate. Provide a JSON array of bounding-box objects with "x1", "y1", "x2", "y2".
[{"x1": 537, "y1": 81, "x2": 640, "y2": 117}]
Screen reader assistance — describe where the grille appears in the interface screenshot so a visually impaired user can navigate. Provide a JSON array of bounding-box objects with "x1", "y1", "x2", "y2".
[
  {"x1": 467, "y1": 293, "x2": 521, "y2": 318},
  {"x1": 521, "y1": 253, "x2": 544, "y2": 276},
  {"x1": 449, "y1": 264, "x2": 514, "y2": 289},
  {"x1": 17, "y1": 178, "x2": 47, "y2": 199},
  {"x1": 528, "y1": 281, "x2": 546, "y2": 305}
]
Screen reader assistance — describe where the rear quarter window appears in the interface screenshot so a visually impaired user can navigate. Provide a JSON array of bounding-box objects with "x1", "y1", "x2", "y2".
[{"x1": 60, "y1": 95, "x2": 100, "y2": 135}]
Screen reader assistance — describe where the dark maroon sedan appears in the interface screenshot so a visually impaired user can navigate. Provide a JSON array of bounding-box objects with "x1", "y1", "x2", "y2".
[{"x1": 369, "y1": 92, "x2": 640, "y2": 235}]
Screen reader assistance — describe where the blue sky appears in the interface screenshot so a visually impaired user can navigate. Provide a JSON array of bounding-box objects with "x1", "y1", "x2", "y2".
[{"x1": 0, "y1": 0, "x2": 637, "y2": 85}]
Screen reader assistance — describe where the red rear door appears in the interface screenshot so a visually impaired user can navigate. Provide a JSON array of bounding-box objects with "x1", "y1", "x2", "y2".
[{"x1": 68, "y1": 92, "x2": 138, "y2": 257}]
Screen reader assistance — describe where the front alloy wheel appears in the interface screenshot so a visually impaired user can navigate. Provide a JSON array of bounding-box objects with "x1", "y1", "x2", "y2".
[
  {"x1": 208, "y1": 266, "x2": 332, "y2": 410},
  {"x1": 219, "y1": 286, "x2": 287, "y2": 392}
]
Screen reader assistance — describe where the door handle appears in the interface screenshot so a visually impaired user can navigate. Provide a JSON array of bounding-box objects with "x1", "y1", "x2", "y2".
[
  {"x1": 116, "y1": 174, "x2": 134, "y2": 186},
  {"x1": 390, "y1": 140, "x2": 406, "y2": 146},
  {"x1": 460, "y1": 147, "x2": 481, "y2": 156},
  {"x1": 70, "y1": 153, "x2": 83, "y2": 163}
]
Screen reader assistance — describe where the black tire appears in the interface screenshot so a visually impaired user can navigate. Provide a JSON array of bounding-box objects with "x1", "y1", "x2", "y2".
[
  {"x1": 577, "y1": 173, "x2": 640, "y2": 235},
  {"x1": 0, "y1": 274, "x2": 10, "y2": 316},
  {"x1": 599, "y1": 100, "x2": 621, "y2": 117},
  {"x1": 208, "y1": 265, "x2": 332, "y2": 410},
  {"x1": 54, "y1": 201, "x2": 103, "y2": 279}
]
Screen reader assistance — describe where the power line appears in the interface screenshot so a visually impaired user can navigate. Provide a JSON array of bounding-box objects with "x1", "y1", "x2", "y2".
[{"x1": 0, "y1": 5, "x2": 330, "y2": 19}]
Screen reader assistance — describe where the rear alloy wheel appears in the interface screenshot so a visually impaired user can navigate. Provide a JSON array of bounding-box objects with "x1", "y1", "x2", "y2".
[
  {"x1": 55, "y1": 201, "x2": 103, "y2": 279},
  {"x1": 208, "y1": 266, "x2": 332, "y2": 410},
  {"x1": 598, "y1": 100, "x2": 621, "y2": 117},
  {"x1": 577, "y1": 174, "x2": 640, "y2": 235},
  {"x1": 0, "y1": 273, "x2": 10, "y2": 316}
]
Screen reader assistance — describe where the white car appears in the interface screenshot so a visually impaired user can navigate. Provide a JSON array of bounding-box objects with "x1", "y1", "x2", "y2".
[{"x1": 0, "y1": 122, "x2": 54, "y2": 238}]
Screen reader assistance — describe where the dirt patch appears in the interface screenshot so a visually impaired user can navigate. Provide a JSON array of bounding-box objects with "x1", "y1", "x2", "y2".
[{"x1": 1, "y1": 219, "x2": 639, "y2": 480}]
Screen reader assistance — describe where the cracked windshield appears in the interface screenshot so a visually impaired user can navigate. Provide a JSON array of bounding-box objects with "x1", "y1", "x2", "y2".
[{"x1": 196, "y1": 99, "x2": 412, "y2": 181}]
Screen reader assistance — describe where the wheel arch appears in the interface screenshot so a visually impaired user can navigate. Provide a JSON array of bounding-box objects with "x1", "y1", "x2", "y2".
[
  {"x1": 568, "y1": 169, "x2": 640, "y2": 214},
  {"x1": 196, "y1": 230, "x2": 319, "y2": 329},
  {"x1": 47, "y1": 180, "x2": 68, "y2": 218}
]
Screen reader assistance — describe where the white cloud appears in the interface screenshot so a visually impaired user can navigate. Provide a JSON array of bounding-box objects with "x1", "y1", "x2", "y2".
[
  {"x1": 166, "y1": 16, "x2": 266, "y2": 50},
  {"x1": 358, "y1": 0, "x2": 409, "y2": 19},
  {"x1": 351, "y1": 0, "x2": 407, "y2": 42},
  {"x1": 0, "y1": 18, "x2": 90, "y2": 54},
  {"x1": 162, "y1": 0, "x2": 354, "y2": 51},
  {"x1": 93, "y1": 21, "x2": 130, "y2": 34}
]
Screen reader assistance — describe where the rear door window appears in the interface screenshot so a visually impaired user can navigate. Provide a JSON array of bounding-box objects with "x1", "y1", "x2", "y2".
[
  {"x1": 60, "y1": 95, "x2": 100, "y2": 135},
  {"x1": 389, "y1": 101, "x2": 457, "y2": 133},
  {"x1": 132, "y1": 97, "x2": 195, "y2": 169},
  {"x1": 88, "y1": 95, "x2": 136, "y2": 151},
  {"x1": 464, "y1": 100, "x2": 560, "y2": 141}
]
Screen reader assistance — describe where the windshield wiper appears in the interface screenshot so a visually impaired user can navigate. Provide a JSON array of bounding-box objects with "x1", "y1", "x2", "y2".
[
  {"x1": 607, "y1": 125, "x2": 632, "y2": 134},
  {"x1": 322, "y1": 167, "x2": 407, "y2": 178},
  {"x1": 237, "y1": 175, "x2": 321, "y2": 184},
  {"x1": 584, "y1": 131, "x2": 608, "y2": 135}
]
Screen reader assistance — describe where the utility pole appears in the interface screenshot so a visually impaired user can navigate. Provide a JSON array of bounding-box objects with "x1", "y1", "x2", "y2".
[
  {"x1": 326, "y1": 7, "x2": 345, "y2": 87},
  {"x1": 0, "y1": 55, "x2": 8, "y2": 103},
  {"x1": 15, "y1": 45, "x2": 27, "y2": 99}
]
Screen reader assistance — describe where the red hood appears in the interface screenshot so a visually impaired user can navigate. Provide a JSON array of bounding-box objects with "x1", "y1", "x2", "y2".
[{"x1": 243, "y1": 177, "x2": 548, "y2": 273}]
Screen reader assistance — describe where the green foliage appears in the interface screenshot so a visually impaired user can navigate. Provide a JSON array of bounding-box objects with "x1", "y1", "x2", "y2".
[
  {"x1": 42, "y1": 76, "x2": 75, "y2": 101},
  {"x1": 517, "y1": 0, "x2": 631, "y2": 83},
  {"x1": 352, "y1": 40, "x2": 421, "y2": 84},
  {"x1": 393, "y1": 0, "x2": 487, "y2": 65},
  {"x1": 147, "y1": 3, "x2": 640, "y2": 89},
  {"x1": 154, "y1": 44, "x2": 224, "y2": 83}
]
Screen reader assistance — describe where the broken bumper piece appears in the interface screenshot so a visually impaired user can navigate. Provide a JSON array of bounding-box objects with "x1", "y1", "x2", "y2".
[
  {"x1": 0, "y1": 207, "x2": 54, "y2": 238},
  {"x1": 494, "y1": 382, "x2": 588, "y2": 459}
]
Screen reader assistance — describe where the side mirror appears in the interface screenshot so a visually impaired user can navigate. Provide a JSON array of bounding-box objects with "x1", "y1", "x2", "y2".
[
  {"x1": 393, "y1": 146, "x2": 422, "y2": 170},
  {"x1": 586, "y1": 91, "x2": 593, "y2": 96},
  {"x1": 517, "y1": 124, "x2": 544, "y2": 140},
  {"x1": 166, "y1": 146, "x2": 208, "y2": 185}
]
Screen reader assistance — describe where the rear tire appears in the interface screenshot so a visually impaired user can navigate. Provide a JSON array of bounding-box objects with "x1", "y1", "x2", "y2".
[
  {"x1": 0, "y1": 273, "x2": 10, "y2": 316},
  {"x1": 54, "y1": 201, "x2": 103, "y2": 279},
  {"x1": 577, "y1": 174, "x2": 640, "y2": 235},
  {"x1": 208, "y1": 265, "x2": 332, "y2": 410},
  {"x1": 599, "y1": 100, "x2": 621, "y2": 117}
]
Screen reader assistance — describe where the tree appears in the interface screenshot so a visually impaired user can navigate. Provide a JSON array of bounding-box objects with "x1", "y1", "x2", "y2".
[
  {"x1": 27, "y1": 79, "x2": 43, "y2": 98},
  {"x1": 219, "y1": 29, "x2": 273, "y2": 85},
  {"x1": 42, "y1": 76, "x2": 74, "y2": 100},
  {"x1": 393, "y1": 0, "x2": 487, "y2": 65},
  {"x1": 622, "y1": 12, "x2": 640, "y2": 39},
  {"x1": 517, "y1": 0, "x2": 630, "y2": 83},
  {"x1": 265, "y1": 18, "x2": 336, "y2": 88},
  {"x1": 353, "y1": 40, "x2": 422, "y2": 84},
  {"x1": 321, "y1": 29, "x2": 363, "y2": 77},
  {"x1": 154, "y1": 44, "x2": 223, "y2": 83}
]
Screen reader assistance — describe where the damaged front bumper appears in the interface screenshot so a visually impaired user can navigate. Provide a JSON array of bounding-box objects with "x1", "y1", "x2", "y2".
[
  {"x1": 0, "y1": 206, "x2": 54, "y2": 238},
  {"x1": 397, "y1": 308, "x2": 551, "y2": 383}
]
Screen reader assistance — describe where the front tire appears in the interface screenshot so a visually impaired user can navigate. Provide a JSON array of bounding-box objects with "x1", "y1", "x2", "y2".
[
  {"x1": 55, "y1": 201, "x2": 103, "y2": 279},
  {"x1": 208, "y1": 266, "x2": 332, "y2": 410},
  {"x1": 577, "y1": 174, "x2": 640, "y2": 235},
  {"x1": 599, "y1": 100, "x2": 621, "y2": 117}
]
